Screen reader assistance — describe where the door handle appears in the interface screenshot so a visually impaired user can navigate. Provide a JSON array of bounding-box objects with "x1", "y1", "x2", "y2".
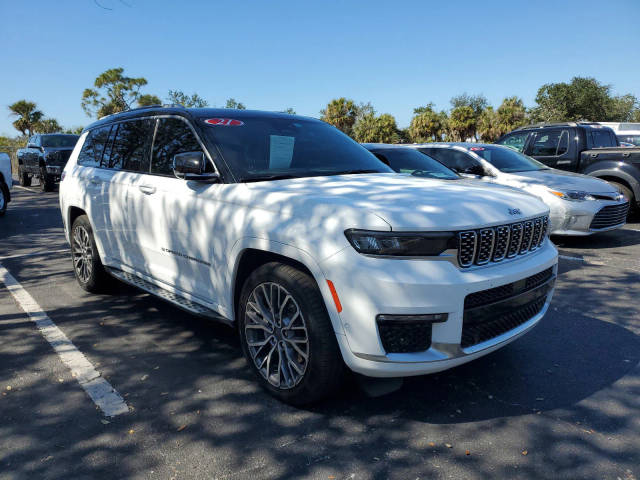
[
  {"x1": 139, "y1": 185, "x2": 156, "y2": 195},
  {"x1": 89, "y1": 176, "x2": 102, "y2": 185}
]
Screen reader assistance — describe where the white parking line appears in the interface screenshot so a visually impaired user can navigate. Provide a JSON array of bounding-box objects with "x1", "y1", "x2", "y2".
[
  {"x1": 0, "y1": 249, "x2": 68, "y2": 261},
  {"x1": 0, "y1": 263, "x2": 129, "y2": 417}
]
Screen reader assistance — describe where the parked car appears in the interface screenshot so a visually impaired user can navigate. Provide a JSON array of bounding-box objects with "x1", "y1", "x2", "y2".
[
  {"x1": 408, "y1": 143, "x2": 628, "y2": 235},
  {"x1": 17, "y1": 133, "x2": 80, "y2": 191},
  {"x1": 496, "y1": 122, "x2": 640, "y2": 213},
  {"x1": 597, "y1": 122, "x2": 640, "y2": 147},
  {"x1": 0, "y1": 152, "x2": 12, "y2": 216},
  {"x1": 60, "y1": 105, "x2": 557, "y2": 404}
]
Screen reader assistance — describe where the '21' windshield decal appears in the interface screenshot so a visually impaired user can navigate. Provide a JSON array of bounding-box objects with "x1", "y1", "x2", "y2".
[{"x1": 204, "y1": 118, "x2": 244, "y2": 126}]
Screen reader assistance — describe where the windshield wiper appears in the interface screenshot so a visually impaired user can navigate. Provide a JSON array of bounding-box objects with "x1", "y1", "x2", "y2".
[
  {"x1": 241, "y1": 174, "x2": 300, "y2": 183},
  {"x1": 411, "y1": 169, "x2": 457, "y2": 179},
  {"x1": 328, "y1": 169, "x2": 382, "y2": 176}
]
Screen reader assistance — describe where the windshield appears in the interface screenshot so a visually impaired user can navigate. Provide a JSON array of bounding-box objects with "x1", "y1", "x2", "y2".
[
  {"x1": 41, "y1": 135, "x2": 79, "y2": 148},
  {"x1": 369, "y1": 148, "x2": 458, "y2": 180},
  {"x1": 472, "y1": 147, "x2": 548, "y2": 173},
  {"x1": 618, "y1": 134, "x2": 640, "y2": 146},
  {"x1": 199, "y1": 116, "x2": 392, "y2": 181}
]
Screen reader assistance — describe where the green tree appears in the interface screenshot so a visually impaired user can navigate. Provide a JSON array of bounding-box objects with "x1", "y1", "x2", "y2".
[
  {"x1": 64, "y1": 126, "x2": 84, "y2": 135},
  {"x1": 531, "y1": 76, "x2": 638, "y2": 122},
  {"x1": 496, "y1": 96, "x2": 527, "y2": 134},
  {"x1": 353, "y1": 113, "x2": 400, "y2": 143},
  {"x1": 448, "y1": 106, "x2": 476, "y2": 141},
  {"x1": 167, "y1": 90, "x2": 209, "y2": 108},
  {"x1": 283, "y1": 107, "x2": 296, "y2": 114},
  {"x1": 477, "y1": 107, "x2": 501, "y2": 142},
  {"x1": 35, "y1": 118, "x2": 62, "y2": 133},
  {"x1": 450, "y1": 93, "x2": 488, "y2": 140},
  {"x1": 320, "y1": 97, "x2": 359, "y2": 136},
  {"x1": 137, "y1": 94, "x2": 162, "y2": 107},
  {"x1": 81, "y1": 67, "x2": 150, "y2": 118},
  {"x1": 408, "y1": 106, "x2": 445, "y2": 143},
  {"x1": 8, "y1": 100, "x2": 43, "y2": 136},
  {"x1": 225, "y1": 98, "x2": 246, "y2": 109}
]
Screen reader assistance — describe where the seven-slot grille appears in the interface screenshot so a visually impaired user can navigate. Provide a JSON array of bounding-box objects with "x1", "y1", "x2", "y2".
[
  {"x1": 589, "y1": 202, "x2": 630, "y2": 230},
  {"x1": 458, "y1": 216, "x2": 548, "y2": 268}
]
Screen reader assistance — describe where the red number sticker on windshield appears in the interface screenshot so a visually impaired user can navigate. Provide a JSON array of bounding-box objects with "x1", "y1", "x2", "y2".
[{"x1": 204, "y1": 118, "x2": 244, "y2": 126}]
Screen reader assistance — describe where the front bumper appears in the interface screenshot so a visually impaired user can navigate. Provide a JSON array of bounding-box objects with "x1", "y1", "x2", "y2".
[
  {"x1": 320, "y1": 240, "x2": 558, "y2": 377},
  {"x1": 548, "y1": 197, "x2": 629, "y2": 235}
]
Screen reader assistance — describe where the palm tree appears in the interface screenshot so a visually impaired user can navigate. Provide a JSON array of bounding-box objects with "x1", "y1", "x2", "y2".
[{"x1": 9, "y1": 100, "x2": 44, "y2": 136}]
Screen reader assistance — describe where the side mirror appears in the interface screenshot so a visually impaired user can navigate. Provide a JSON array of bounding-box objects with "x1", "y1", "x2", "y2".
[
  {"x1": 461, "y1": 164, "x2": 486, "y2": 176},
  {"x1": 172, "y1": 151, "x2": 219, "y2": 182}
]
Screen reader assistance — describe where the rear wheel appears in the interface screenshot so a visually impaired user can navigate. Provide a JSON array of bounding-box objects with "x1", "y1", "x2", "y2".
[
  {"x1": 0, "y1": 182, "x2": 7, "y2": 216},
  {"x1": 70, "y1": 215, "x2": 112, "y2": 293},
  {"x1": 40, "y1": 166, "x2": 54, "y2": 192},
  {"x1": 18, "y1": 166, "x2": 31, "y2": 187},
  {"x1": 608, "y1": 181, "x2": 636, "y2": 215},
  {"x1": 238, "y1": 262, "x2": 344, "y2": 405}
]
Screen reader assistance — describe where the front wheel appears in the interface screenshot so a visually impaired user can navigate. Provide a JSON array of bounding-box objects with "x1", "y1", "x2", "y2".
[
  {"x1": 0, "y1": 182, "x2": 7, "y2": 216},
  {"x1": 238, "y1": 262, "x2": 344, "y2": 405},
  {"x1": 18, "y1": 166, "x2": 31, "y2": 187},
  {"x1": 609, "y1": 181, "x2": 636, "y2": 215},
  {"x1": 40, "y1": 167, "x2": 54, "y2": 192},
  {"x1": 70, "y1": 215, "x2": 112, "y2": 293}
]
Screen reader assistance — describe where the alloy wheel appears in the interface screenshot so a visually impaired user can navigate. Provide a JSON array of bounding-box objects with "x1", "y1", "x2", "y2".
[
  {"x1": 72, "y1": 225, "x2": 94, "y2": 283},
  {"x1": 244, "y1": 282, "x2": 309, "y2": 389}
]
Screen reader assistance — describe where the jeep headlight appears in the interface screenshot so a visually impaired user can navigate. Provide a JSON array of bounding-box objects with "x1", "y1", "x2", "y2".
[
  {"x1": 344, "y1": 229, "x2": 456, "y2": 256},
  {"x1": 549, "y1": 190, "x2": 595, "y2": 201}
]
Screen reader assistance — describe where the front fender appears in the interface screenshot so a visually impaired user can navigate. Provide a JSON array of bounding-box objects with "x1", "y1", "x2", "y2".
[
  {"x1": 582, "y1": 161, "x2": 640, "y2": 199},
  {"x1": 225, "y1": 237, "x2": 345, "y2": 336}
]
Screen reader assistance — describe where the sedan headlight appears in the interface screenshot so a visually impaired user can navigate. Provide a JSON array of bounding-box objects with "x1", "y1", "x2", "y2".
[
  {"x1": 344, "y1": 229, "x2": 456, "y2": 256},
  {"x1": 549, "y1": 190, "x2": 595, "y2": 201}
]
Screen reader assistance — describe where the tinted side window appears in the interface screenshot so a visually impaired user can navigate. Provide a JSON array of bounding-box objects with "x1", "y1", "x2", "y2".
[
  {"x1": 530, "y1": 130, "x2": 563, "y2": 156},
  {"x1": 107, "y1": 119, "x2": 154, "y2": 172},
  {"x1": 591, "y1": 130, "x2": 616, "y2": 148},
  {"x1": 557, "y1": 130, "x2": 569, "y2": 155},
  {"x1": 420, "y1": 148, "x2": 479, "y2": 172},
  {"x1": 77, "y1": 126, "x2": 111, "y2": 167},
  {"x1": 499, "y1": 132, "x2": 529, "y2": 152},
  {"x1": 151, "y1": 118, "x2": 203, "y2": 176}
]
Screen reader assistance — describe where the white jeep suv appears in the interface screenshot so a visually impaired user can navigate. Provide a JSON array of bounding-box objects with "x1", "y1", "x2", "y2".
[{"x1": 59, "y1": 106, "x2": 558, "y2": 404}]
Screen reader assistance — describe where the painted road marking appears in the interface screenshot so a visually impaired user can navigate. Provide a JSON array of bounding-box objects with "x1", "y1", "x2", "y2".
[
  {"x1": 0, "y1": 249, "x2": 68, "y2": 261},
  {"x1": 0, "y1": 263, "x2": 129, "y2": 417}
]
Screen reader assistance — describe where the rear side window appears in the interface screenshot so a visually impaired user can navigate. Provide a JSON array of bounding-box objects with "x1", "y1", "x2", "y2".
[
  {"x1": 107, "y1": 119, "x2": 154, "y2": 172},
  {"x1": 77, "y1": 126, "x2": 112, "y2": 168},
  {"x1": 151, "y1": 118, "x2": 203, "y2": 176},
  {"x1": 590, "y1": 130, "x2": 616, "y2": 148}
]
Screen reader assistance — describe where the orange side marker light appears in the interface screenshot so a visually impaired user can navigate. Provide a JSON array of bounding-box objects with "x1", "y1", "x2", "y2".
[{"x1": 326, "y1": 280, "x2": 342, "y2": 313}]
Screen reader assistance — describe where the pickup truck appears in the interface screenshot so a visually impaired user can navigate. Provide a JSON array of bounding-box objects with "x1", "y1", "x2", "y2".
[
  {"x1": 497, "y1": 122, "x2": 640, "y2": 213},
  {"x1": 17, "y1": 133, "x2": 79, "y2": 192}
]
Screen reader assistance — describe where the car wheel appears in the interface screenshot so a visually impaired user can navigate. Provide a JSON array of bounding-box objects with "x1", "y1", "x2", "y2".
[
  {"x1": 238, "y1": 262, "x2": 344, "y2": 405},
  {"x1": 19, "y1": 166, "x2": 31, "y2": 187},
  {"x1": 609, "y1": 181, "x2": 636, "y2": 215},
  {"x1": 40, "y1": 167, "x2": 54, "y2": 192},
  {"x1": 0, "y1": 182, "x2": 7, "y2": 216},
  {"x1": 70, "y1": 215, "x2": 112, "y2": 293}
]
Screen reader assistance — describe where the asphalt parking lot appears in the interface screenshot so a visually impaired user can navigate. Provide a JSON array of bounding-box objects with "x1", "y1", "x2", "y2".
[{"x1": 0, "y1": 183, "x2": 638, "y2": 480}]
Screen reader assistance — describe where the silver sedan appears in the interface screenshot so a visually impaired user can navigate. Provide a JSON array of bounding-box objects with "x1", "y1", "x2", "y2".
[{"x1": 407, "y1": 143, "x2": 629, "y2": 236}]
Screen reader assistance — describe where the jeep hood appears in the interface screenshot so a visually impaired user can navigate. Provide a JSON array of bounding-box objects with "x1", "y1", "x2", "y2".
[{"x1": 242, "y1": 173, "x2": 548, "y2": 231}]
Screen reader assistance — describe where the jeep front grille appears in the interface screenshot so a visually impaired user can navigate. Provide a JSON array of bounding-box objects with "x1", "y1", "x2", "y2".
[{"x1": 457, "y1": 216, "x2": 548, "y2": 268}]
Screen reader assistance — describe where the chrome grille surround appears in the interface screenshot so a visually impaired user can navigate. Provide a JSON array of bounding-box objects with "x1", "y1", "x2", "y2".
[{"x1": 457, "y1": 216, "x2": 548, "y2": 269}]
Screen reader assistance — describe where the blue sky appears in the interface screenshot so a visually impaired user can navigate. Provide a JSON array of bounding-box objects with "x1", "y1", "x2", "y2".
[{"x1": 1, "y1": 0, "x2": 639, "y2": 135}]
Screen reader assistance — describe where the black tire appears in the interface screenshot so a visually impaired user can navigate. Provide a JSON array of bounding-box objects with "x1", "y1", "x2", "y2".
[
  {"x1": 40, "y1": 166, "x2": 54, "y2": 192},
  {"x1": 608, "y1": 181, "x2": 637, "y2": 215},
  {"x1": 0, "y1": 182, "x2": 7, "y2": 217},
  {"x1": 70, "y1": 215, "x2": 112, "y2": 293},
  {"x1": 238, "y1": 262, "x2": 344, "y2": 405},
  {"x1": 18, "y1": 166, "x2": 31, "y2": 187}
]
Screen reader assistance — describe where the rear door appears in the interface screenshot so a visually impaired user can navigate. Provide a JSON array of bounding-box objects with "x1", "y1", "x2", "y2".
[{"x1": 525, "y1": 128, "x2": 574, "y2": 170}]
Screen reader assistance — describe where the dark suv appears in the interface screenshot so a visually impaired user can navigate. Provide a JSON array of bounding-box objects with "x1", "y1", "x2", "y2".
[
  {"x1": 497, "y1": 122, "x2": 640, "y2": 212},
  {"x1": 16, "y1": 134, "x2": 80, "y2": 191}
]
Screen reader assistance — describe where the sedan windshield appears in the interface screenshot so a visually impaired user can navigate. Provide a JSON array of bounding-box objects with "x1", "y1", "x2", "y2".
[
  {"x1": 369, "y1": 147, "x2": 459, "y2": 180},
  {"x1": 473, "y1": 147, "x2": 548, "y2": 173},
  {"x1": 41, "y1": 135, "x2": 79, "y2": 148},
  {"x1": 199, "y1": 116, "x2": 393, "y2": 181}
]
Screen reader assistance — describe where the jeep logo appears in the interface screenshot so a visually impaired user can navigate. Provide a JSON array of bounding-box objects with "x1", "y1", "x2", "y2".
[{"x1": 508, "y1": 208, "x2": 522, "y2": 215}]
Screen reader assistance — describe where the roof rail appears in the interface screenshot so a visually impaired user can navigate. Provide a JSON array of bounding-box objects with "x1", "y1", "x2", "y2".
[
  {"x1": 98, "y1": 104, "x2": 186, "y2": 120},
  {"x1": 514, "y1": 121, "x2": 604, "y2": 131}
]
